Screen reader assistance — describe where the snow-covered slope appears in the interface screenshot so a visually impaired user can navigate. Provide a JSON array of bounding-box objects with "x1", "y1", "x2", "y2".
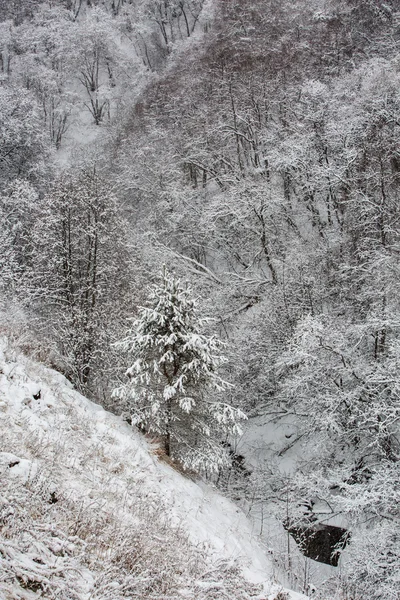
[
  {"x1": 0, "y1": 338, "x2": 305, "y2": 600},
  {"x1": 238, "y1": 416, "x2": 340, "y2": 596}
]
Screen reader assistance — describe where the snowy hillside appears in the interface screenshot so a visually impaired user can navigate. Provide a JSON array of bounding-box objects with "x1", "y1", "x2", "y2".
[{"x1": 0, "y1": 339, "x2": 305, "y2": 600}]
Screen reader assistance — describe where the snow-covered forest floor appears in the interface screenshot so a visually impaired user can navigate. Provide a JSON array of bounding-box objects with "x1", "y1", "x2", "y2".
[
  {"x1": 0, "y1": 338, "x2": 304, "y2": 599},
  {"x1": 237, "y1": 416, "x2": 346, "y2": 596}
]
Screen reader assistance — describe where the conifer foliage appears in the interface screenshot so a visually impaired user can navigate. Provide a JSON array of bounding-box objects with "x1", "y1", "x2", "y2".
[{"x1": 113, "y1": 267, "x2": 246, "y2": 472}]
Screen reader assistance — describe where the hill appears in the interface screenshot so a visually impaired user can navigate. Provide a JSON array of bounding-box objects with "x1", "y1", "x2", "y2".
[{"x1": 0, "y1": 338, "x2": 304, "y2": 600}]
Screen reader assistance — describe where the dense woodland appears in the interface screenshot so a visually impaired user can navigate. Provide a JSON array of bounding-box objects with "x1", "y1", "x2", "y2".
[{"x1": 1, "y1": 0, "x2": 400, "y2": 598}]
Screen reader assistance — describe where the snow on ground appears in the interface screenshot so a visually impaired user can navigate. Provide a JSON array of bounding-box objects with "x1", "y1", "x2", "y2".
[
  {"x1": 237, "y1": 415, "x2": 343, "y2": 597},
  {"x1": 0, "y1": 337, "x2": 305, "y2": 600}
]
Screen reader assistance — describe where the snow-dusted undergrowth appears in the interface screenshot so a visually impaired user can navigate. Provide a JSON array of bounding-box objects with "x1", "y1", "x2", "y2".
[{"x1": 0, "y1": 338, "x2": 303, "y2": 600}]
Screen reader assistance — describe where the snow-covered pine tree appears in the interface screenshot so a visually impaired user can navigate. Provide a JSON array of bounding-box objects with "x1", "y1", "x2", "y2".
[{"x1": 113, "y1": 267, "x2": 246, "y2": 472}]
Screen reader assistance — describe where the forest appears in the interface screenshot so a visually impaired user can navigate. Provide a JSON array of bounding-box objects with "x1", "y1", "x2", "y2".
[{"x1": 1, "y1": 0, "x2": 400, "y2": 598}]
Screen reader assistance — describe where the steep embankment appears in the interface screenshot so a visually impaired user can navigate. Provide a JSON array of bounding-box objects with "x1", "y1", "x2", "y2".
[{"x1": 0, "y1": 339, "x2": 305, "y2": 600}]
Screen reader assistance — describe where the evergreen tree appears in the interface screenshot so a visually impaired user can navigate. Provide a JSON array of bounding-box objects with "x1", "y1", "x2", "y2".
[{"x1": 113, "y1": 267, "x2": 246, "y2": 472}]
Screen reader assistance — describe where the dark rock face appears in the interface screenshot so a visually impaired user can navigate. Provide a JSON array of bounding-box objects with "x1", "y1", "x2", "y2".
[{"x1": 285, "y1": 523, "x2": 350, "y2": 566}]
